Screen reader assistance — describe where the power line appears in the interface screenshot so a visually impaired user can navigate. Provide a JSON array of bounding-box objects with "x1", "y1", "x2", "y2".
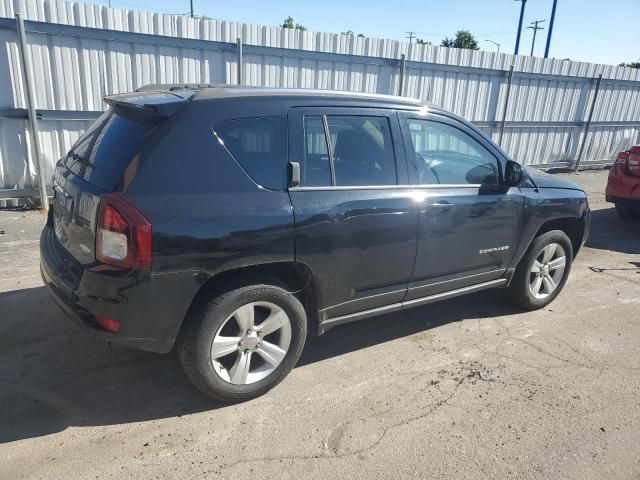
[
  {"x1": 405, "y1": 31, "x2": 416, "y2": 43},
  {"x1": 527, "y1": 19, "x2": 546, "y2": 56}
]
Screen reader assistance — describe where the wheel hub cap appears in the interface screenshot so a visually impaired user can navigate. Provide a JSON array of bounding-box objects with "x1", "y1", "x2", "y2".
[{"x1": 242, "y1": 333, "x2": 260, "y2": 351}]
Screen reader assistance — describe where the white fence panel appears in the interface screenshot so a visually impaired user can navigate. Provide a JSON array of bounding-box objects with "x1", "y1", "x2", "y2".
[{"x1": 1, "y1": 0, "x2": 640, "y2": 191}]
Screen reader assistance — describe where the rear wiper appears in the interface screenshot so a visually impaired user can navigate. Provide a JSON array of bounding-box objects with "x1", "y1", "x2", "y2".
[{"x1": 66, "y1": 151, "x2": 94, "y2": 169}]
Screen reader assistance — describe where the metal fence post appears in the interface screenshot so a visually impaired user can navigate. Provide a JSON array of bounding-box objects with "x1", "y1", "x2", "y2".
[
  {"x1": 397, "y1": 53, "x2": 406, "y2": 96},
  {"x1": 497, "y1": 65, "x2": 514, "y2": 147},
  {"x1": 236, "y1": 37, "x2": 243, "y2": 85},
  {"x1": 573, "y1": 73, "x2": 603, "y2": 172},
  {"x1": 15, "y1": 13, "x2": 48, "y2": 211}
]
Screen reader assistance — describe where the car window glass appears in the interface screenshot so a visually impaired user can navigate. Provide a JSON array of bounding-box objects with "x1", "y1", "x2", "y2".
[
  {"x1": 214, "y1": 116, "x2": 287, "y2": 189},
  {"x1": 407, "y1": 119, "x2": 499, "y2": 185},
  {"x1": 62, "y1": 111, "x2": 161, "y2": 191},
  {"x1": 302, "y1": 116, "x2": 332, "y2": 186},
  {"x1": 326, "y1": 116, "x2": 397, "y2": 186}
]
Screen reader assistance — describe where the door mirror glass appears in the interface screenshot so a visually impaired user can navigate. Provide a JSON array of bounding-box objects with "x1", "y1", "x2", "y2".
[{"x1": 504, "y1": 160, "x2": 524, "y2": 186}]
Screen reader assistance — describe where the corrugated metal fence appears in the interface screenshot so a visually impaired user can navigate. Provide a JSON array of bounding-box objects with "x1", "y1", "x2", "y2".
[{"x1": 2, "y1": 0, "x2": 640, "y2": 194}]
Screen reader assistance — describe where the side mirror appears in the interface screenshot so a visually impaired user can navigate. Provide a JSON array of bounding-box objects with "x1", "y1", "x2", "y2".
[
  {"x1": 287, "y1": 161, "x2": 301, "y2": 188},
  {"x1": 504, "y1": 160, "x2": 524, "y2": 187}
]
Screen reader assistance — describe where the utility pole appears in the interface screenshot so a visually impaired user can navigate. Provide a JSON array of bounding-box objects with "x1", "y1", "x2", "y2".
[
  {"x1": 544, "y1": 0, "x2": 558, "y2": 58},
  {"x1": 405, "y1": 31, "x2": 416, "y2": 44},
  {"x1": 527, "y1": 19, "x2": 545, "y2": 56},
  {"x1": 513, "y1": 0, "x2": 527, "y2": 55},
  {"x1": 485, "y1": 39, "x2": 501, "y2": 53},
  {"x1": 190, "y1": 0, "x2": 194, "y2": 18}
]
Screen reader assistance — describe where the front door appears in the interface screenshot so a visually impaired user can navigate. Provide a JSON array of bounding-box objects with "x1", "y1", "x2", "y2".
[
  {"x1": 399, "y1": 112, "x2": 525, "y2": 300},
  {"x1": 288, "y1": 107, "x2": 418, "y2": 320}
]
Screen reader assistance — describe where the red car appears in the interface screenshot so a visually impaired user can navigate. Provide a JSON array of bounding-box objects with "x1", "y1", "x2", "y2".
[{"x1": 606, "y1": 145, "x2": 640, "y2": 218}]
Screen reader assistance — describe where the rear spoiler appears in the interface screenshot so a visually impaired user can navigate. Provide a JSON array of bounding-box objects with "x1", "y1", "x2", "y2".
[{"x1": 104, "y1": 90, "x2": 195, "y2": 119}]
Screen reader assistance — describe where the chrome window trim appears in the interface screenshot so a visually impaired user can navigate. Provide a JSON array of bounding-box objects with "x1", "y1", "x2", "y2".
[{"x1": 289, "y1": 183, "x2": 482, "y2": 191}]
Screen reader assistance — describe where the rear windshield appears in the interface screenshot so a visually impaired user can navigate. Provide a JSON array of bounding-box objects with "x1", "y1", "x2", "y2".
[{"x1": 63, "y1": 110, "x2": 160, "y2": 191}]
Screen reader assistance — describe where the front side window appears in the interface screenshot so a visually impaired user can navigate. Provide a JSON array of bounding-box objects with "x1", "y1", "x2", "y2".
[
  {"x1": 407, "y1": 119, "x2": 499, "y2": 185},
  {"x1": 214, "y1": 116, "x2": 287, "y2": 189},
  {"x1": 302, "y1": 114, "x2": 397, "y2": 187}
]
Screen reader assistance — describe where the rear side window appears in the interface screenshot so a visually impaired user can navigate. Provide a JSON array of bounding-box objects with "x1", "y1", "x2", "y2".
[
  {"x1": 327, "y1": 116, "x2": 396, "y2": 186},
  {"x1": 303, "y1": 116, "x2": 332, "y2": 186},
  {"x1": 214, "y1": 116, "x2": 287, "y2": 190},
  {"x1": 301, "y1": 114, "x2": 397, "y2": 187},
  {"x1": 63, "y1": 111, "x2": 160, "y2": 191}
]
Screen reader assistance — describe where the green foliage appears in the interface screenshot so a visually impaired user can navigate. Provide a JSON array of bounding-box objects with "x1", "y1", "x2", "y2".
[
  {"x1": 620, "y1": 60, "x2": 640, "y2": 69},
  {"x1": 441, "y1": 30, "x2": 479, "y2": 50},
  {"x1": 415, "y1": 38, "x2": 430, "y2": 45},
  {"x1": 342, "y1": 30, "x2": 366, "y2": 38},
  {"x1": 282, "y1": 16, "x2": 306, "y2": 31}
]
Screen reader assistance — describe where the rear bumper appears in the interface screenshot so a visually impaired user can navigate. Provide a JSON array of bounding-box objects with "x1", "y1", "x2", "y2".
[
  {"x1": 606, "y1": 195, "x2": 640, "y2": 208},
  {"x1": 40, "y1": 224, "x2": 196, "y2": 353},
  {"x1": 606, "y1": 167, "x2": 640, "y2": 202}
]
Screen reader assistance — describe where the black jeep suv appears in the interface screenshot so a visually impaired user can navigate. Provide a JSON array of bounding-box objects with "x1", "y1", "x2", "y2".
[{"x1": 41, "y1": 85, "x2": 590, "y2": 402}]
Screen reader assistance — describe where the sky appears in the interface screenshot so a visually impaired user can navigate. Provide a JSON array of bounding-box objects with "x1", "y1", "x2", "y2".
[{"x1": 84, "y1": 0, "x2": 639, "y2": 66}]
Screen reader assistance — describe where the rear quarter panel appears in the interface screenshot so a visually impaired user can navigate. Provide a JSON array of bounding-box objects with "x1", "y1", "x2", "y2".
[{"x1": 121, "y1": 101, "x2": 295, "y2": 341}]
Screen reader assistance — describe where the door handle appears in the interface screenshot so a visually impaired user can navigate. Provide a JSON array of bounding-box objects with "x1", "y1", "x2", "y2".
[{"x1": 429, "y1": 201, "x2": 454, "y2": 207}]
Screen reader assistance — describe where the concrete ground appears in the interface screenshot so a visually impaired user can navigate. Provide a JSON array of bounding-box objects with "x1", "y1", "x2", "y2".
[{"x1": 0, "y1": 170, "x2": 639, "y2": 480}]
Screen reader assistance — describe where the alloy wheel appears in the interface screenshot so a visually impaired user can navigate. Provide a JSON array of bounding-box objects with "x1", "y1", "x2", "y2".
[
  {"x1": 529, "y1": 242, "x2": 567, "y2": 299},
  {"x1": 210, "y1": 301, "x2": 292, "y2": 385}
]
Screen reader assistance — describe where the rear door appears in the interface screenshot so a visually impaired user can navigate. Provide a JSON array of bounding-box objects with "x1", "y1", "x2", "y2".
[
  {"x1": 399, "y1": 112, "x2": 524, "y2": 300},
  {"x1": 288, "y1": 107, "x2": 418, "y2": 319}
]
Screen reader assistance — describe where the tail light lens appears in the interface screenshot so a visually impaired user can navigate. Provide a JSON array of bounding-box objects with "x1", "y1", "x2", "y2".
[
  {"x1": 628, "y1": 154, "x2": 640, "y2": 177},
  {"x1": 96, "y1": 194, "x2": 152, "y2": 268},
  {"x1": 95, "y1": 315, "x2": 121, "y2": 333},
  {"x1": 615, "y1": 151, "x2": 630, "y2": 164}
]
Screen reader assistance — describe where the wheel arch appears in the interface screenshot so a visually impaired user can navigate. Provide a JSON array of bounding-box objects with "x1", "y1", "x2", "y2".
[
  {"x1": 180, "y1": 262, "x2": 321, "y2": 339},
  {"x1": 532, "y1": 216, "x2": 586, "y2": 256}
]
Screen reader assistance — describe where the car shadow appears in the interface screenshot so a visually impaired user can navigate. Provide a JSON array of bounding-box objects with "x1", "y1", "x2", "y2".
[
  {"x1": 585, "y1": 206, "x2": 640, "y2": 254},
  {"x1": 0, "y1": 285, "x2": 519, "y2": 444}
]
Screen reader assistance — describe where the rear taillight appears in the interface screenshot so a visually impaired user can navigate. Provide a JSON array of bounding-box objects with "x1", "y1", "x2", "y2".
[
  {"x1": 96, "y1": 194, "x2": 152, "y2": 269},
  {"x1": 628, "y1": 157, "x2": 640, "y2": 176},
  {"x1": 615, "y1": 151, "x2": 630, "y2": 165},
  {"x1": 95, "y1": 315, "x2": 121, "y2": 333}
]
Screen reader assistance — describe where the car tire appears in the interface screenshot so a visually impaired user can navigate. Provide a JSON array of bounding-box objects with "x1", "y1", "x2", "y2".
[
  {"x1": 177, "y1": 280, "x2": 307, "y2": 403},
  {"x1": 615, "y1": 203, "x2": 634, "y2": 219},
  {"x1": 507, "y1": 230, "x2": 573, "y2": 311}
]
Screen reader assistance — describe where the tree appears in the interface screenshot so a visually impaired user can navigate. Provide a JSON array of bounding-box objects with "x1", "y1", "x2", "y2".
[
  {"x1": 620, "y1": 60, "x2": 640, "y2": 69},
  {"x1": 441, "y1": 30, "x2": 479, "y2": 50},
  {"x1": 282, "y1": 16, "x2": 306, "y2": 31},
  {"x1": 342, "y1": 30, "x2": 366, "y2": 38},
  {"x1": 415, "y1": 38, "x2": 431, "y2": 45}
]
